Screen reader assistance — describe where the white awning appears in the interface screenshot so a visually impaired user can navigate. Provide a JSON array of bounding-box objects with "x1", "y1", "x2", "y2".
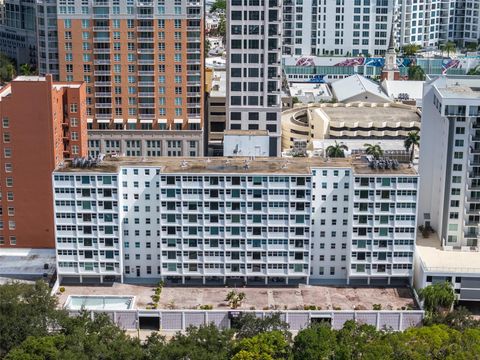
[
  {"x1": 96, "y1": 119, "x2": 110, "y2": 123},
  {"x1": 140, "y1": 119, "x2": 153, "y2": 123},
  {"x1": 188, "y1": 118, "x2": 201, "y2": 124},
  {"x1": 127, "y1": 118, "x2": 137, "y2": 123},
  {"x1": 174, "y1": 118, "x2": 184, "y2": 124},
  {"x1": 113, "y1": 118, "x2": 124, "y2": 123},
  {"x1": 157, "y1": 118, "x2": 167, "y2": 124},
  {"x1": 87, "y1": 118, "x2": 93, "y2": 123}
]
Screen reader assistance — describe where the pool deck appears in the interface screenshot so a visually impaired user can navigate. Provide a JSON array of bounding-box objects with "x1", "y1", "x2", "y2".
[{"x1": 57, "y1": 283, "x2": 416, "y2": 311}]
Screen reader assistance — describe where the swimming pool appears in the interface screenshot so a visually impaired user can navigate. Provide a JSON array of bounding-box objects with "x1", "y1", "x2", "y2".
[{"x1": 65, "y1": 295, "x2": 135, "y2": 310}]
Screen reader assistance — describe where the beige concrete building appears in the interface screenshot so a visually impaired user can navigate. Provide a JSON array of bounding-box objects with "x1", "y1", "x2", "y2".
[
  {"x1": 281, "y1": 102, "x2": 421, "y2": 151},
  {"x1": 206, "y1": 69, "x2": 226, "y2": 155}
]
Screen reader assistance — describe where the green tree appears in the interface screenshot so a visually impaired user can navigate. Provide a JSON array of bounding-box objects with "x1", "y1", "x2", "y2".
[
  {"x1": 326, "y1": 141, "x2": 348, "y2": 158},
  {"x1": 418, "y1": 281, "x2": 456, "y2": 315},
  {"x1": 5, "y1": 335, "x2": 65, "y2": 360},
  {"x1": 402, "y1": 44, "x2": 421, "y2": 56},
  {"x1": 217, "y1": 14, "x2": 226, "y2": 42},
  {"x1": 424, "y1": 306, "x2": 480, "y2": 330},
  {"x1": 231, "y1": 331, "x2": 291, "y2": 360},
  {"x1": 466, "y1": 42, "x2": 478, "y2": 52},
  {"x1": 205, "y1": 38, "x2": 211, "y2": 54},
  {"x1": 0, "y1": 55, "x2": 15, "y2": 85},
  {"x1": 226, "y1": 290, "x2": 246, "y2": 309},
  {"x1": 233, "y1": 313, "x2": 290, "y2": 340},
  {"x1": 210, "y1": 0, "x2": 226, "y2": 13},
  {"x1": 404, "y1": 130, "x2": 420, "y2": 163},
  {"x1": 440, "y1": 41, "x2": 456, "y2": 57},
  {"x1": 19, "y1": 63, "x2": 35, "y2": 76},
  {"x1": 467, "y1": 65, "x2": 480, "y2": 75},
  {"x1": 364, "y1": 143, "x2": 383, "y2": 159},
  {"x1": 408, "y1": 64, "x2": 426, "y2": 80},
  {"x1": 59, "y1": 312, "x2": 143, "y2": 359},
  {"x1": 293, "y1": 323, "x2": 337, "y2": 360},
  {"x1": 145, "y1": 324, "x2": 233, "y2": 360},
  {"x1": 335, "y1": 321, "x2": 385, "y2": 360},
  {"x1": 0, "y1": 281, "x2": 64, "y2": 356}
]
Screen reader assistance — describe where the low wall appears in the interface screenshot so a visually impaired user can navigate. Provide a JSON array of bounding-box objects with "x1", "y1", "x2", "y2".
[{"x1": 70, "y1": 309, "x2": 424, "y2": 332}]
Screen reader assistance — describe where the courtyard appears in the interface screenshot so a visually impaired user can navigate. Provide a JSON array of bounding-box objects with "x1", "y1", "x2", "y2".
[{"x1": 57, "y1": 283, "x2": 417, "y2": 311}]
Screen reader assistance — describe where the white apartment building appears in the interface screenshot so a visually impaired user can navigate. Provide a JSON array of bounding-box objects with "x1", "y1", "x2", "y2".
[
  {"x1": 417, "y1": 75, "x2": 480, "y2": 301},
  {"x1": 53, "y1": 156, "x2": 418, "y2": 286},
  {"x1": 283, "y1": 0, "x2": 480, "y2": 57},
  {"x1": 226, "y1": 0, "x2": 283, "y2": 156},
  {"x1": 283, "y1": 0, "x2": 397, "y2": 56}
]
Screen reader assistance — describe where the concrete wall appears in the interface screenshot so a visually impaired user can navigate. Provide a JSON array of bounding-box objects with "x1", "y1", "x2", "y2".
[{"x1": 71, "y1": 309, "x2": 424, "y2": 332}]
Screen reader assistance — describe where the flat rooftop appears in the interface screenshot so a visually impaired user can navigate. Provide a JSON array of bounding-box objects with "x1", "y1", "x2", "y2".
[
  {"x1": 210, "y1": 70, "x2": 226, "y2": 97},
  {"x1": 56, "y1": 156, "x2": 417, "y2": 176},
  {"x1": 289, "y1": 83, "x2": 332, "y2": 100},
  {"x1": 318, "y1": 104, "x2": 420, "y2": 124},
  {"x1": 0, "y1": 248, "x2": 56, "y2": 279},
  {"x1": 431, "y1": 76, "x2": 480, "y2": 99},
  {"x1": 416, "y1": 234, "x2": 480, "y2": 274},
  {"x1": 57, "y1": 283, "x2": 417, "y2": 311}
]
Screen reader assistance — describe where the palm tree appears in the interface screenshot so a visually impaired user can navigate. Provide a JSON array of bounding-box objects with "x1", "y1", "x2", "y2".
[
  {"x1": 408, "y1": 65, "x2": 426, "y2": 81},
  {"x1": 440, "y1": 41, "x2": 456, "y2": 57},
  {"x1": 402, "y1": 44, "x2": 421, "y2": 57},
  {"x1": 404, "y1": 131, "x2": 420, "y2": 163},
  {"x1": 364, "y1": 143, "x2": 383, "y2": 160},
  {"x1": 466, "y1": 42, "x2": 478, "y2": 52},
  {"x1": 19, "y1": 63, "x2": 34, "y2": 76},
  {"x1": 325, "y1": 141, "x2": 348, "y2": 158},
  {"x1": 418, "y1": 281, "x2": 455, "y2": 315},
  {"x1": 0, "y1": 54, "x2": 15, "y2": 84}
]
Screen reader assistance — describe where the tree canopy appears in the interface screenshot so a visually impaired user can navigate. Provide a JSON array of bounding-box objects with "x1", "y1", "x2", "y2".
[
  {"x1": 2, "y1": 281, "x2": 480, "y2": 360},
  {"x1": 326, "y1": 141, "x2": 348, "y2": 158},
  {"x1": 209, "y1": 0, "x2": 226, "y2": 13},
  {"x1": 364, "y1": 143, "x2": 383, "y2": 159},
  {"x1": 0, "y1": 55, "x2": 15, "y2": 85},
  {"x1": 402, "y1": 44, "x2": 421, "y2": 56},
  {"x1": 408, "y1": 64, "x2": 426, "y2": 81}
]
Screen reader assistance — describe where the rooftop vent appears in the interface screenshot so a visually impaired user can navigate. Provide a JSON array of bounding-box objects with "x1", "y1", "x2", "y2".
[
  {"x1": 367, "y1": 157, "x2": 399, "y2": 170},
  {"x1": 71, "y1": 155, "x2": 104, "y2": 168}
]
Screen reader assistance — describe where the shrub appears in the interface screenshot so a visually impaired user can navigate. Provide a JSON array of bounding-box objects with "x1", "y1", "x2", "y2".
[
  {"x1": 59, "y1": 287, "x2": 65, "y2": 293},
  {"x1": 199, "y1": 304, "x2": 213, "y2": 310},
  {"x1": 372, "y1": 304, "x2": 382, "y2": 311},
  {"x1": 151, "y1": 294, "x2": 160, "y2": 303}
]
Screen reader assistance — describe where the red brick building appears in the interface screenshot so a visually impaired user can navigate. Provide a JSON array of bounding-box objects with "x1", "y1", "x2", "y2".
[{"x1": 0, "y1": 75, "x2": 87, "y2": 248}]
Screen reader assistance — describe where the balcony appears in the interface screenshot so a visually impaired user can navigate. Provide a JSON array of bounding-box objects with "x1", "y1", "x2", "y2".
[
  {"x1": 93, "y1": 48, "x2": 111, "y2": 54},
  {"x1": 95, "y1": 103, "x2": 112, "y2": 108},
  {"x1": 94, "y1": 81, "x2": 111, "y2": 86},
  {"x1": 94, "y1": 92, "x2": 112, "y2": 97},
  {"x1": 94, "y1": 60, "x2": 111, "y2": 65}
]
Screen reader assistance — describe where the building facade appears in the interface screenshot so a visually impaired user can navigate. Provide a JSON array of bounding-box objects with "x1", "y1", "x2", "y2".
[
  {"x1": 53, "y1": 156, "x2": 418, "y2": 285},
  {"x1": 416, "y1": 75, "x2": 480, "y2": 301},
  {"x1": 0, "y1": 75, "x2": 87, "y2": 248},
  {"x1": 45, "y1": 0, "x2": 204, "y2": 157},
  {"x1": 283, "y1": 0, "x2": 397, "y2": 57},
  {"x1": 36, "y1": 0, "x2": 59, "y2": 78},
  {"x1": 226, "y1": 0, "x2": 282, "y2": 156},
  {"x1": 0, "y1": 0, "x2": 37, "y2": 68}
]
